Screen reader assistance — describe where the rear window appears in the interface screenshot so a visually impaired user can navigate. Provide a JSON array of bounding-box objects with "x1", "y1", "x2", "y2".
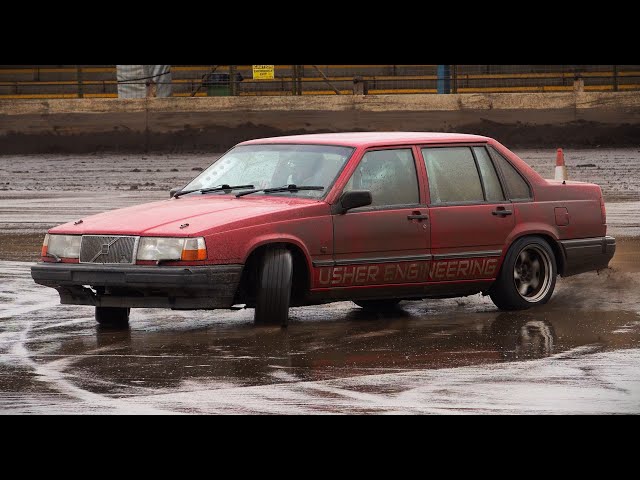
[{"x1": 488, "y1": 147, "x2": 532, "y2": 200}]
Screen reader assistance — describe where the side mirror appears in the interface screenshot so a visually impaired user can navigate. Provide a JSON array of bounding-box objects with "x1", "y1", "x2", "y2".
[
  {"x1": 333, "y1": 190, "x2": 372, "y2": 214},
  {"x1": 169, "y1": 187, "x2": 181, "y2": 198}
]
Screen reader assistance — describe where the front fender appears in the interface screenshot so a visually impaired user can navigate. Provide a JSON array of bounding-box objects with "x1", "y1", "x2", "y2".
[{"x1": 205, "y1": 216, "x2": 333, "y2": 272}]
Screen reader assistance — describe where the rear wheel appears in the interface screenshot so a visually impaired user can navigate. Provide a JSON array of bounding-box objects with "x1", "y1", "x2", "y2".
[
  {"x1": 95, "y1": 307, "x2": 130, "y2": 328},
  {"x1": 490, "y1": 236, "x2": 556, "y2": 311},
  {"x1": 353, "y1": 299, "x2": 401, "y2": 311},
  {"x1": 254, "y1": 247, "x2": 293, "y2": 327}
]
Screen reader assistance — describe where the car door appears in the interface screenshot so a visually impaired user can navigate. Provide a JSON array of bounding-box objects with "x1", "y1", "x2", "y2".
[
  {"x1": 420, "y1": 145, "x2": 516, "y2": 282},
  {"x1": 321, "y1": 147, "x2": 430, "y2": 289}
]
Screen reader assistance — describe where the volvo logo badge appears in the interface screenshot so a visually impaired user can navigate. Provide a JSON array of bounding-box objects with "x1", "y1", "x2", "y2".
[{"x1": 89, "y1": 238, "x2": 121, "y2": 263}]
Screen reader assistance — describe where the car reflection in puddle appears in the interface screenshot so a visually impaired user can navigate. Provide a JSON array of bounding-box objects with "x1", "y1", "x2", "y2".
[{"x1": 76, "y1": 304, "x2": 640, "y2": 393}]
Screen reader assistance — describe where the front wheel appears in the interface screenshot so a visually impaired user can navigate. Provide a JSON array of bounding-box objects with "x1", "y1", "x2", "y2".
[
  {"x1": 489, "y1": 236, "x2": 557, "y2": 311},
  {"x1": 95, "y1": 307, "x2": 130, "y2": 328},
  {"x1": 254, "y1": 247, "x2": 293, "y2": 327}
]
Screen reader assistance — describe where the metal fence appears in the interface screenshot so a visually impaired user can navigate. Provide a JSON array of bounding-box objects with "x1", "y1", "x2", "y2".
[{"x1": 1, "y1": 65, "x2": 638, "y2": 99}]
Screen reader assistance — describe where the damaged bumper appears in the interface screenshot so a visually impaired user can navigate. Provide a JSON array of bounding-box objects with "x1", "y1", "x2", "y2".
[{"x1": 31, "y1": 263, "x2": 243, "y2": 309}]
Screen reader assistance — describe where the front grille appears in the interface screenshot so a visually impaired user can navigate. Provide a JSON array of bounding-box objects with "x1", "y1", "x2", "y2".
[{"x1": 79, "y1": 236, "x2": 138, "y2": 264}]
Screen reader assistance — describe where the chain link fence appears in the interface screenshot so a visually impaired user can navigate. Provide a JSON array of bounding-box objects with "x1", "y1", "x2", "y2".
[{"x1": 1, "y1": 65, "x2": 638, "y2": 98}]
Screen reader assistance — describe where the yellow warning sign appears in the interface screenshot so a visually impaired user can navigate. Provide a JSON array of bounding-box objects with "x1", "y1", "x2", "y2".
[{"x1": 252, "y1": 65, "x2": 275, "y2": 80}]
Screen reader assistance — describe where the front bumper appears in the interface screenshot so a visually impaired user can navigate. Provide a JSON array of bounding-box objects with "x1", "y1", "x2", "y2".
[
  {"x1": 560, "y1": 235, "x2": 616, "y2": 276},
  {"x1": 31, "y1": 263, "x2": 243, "y2": 309}
]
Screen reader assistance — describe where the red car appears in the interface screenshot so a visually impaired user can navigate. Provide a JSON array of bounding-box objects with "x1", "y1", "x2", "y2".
[{"x1": 31, "y1": 132, "x2": 615, "y2": 327}]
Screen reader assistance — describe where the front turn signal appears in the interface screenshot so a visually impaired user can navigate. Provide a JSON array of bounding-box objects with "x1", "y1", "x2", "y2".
[
  {"x1": 181, "y1": 237, "x2": 207, "y2": 261},
  {"x1": 41, "y1": 234, "x2": 50, "y2": 257}
]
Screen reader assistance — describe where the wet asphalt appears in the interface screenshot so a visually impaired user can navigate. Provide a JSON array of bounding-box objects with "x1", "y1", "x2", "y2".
[{"x1": 0, "y1": 150, "x2": 639, "y2": 414}]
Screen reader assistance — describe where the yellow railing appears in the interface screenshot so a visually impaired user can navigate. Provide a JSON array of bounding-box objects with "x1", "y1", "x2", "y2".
[{"x1": 1, "y1": 65, "x2": 638, "y2": 98}]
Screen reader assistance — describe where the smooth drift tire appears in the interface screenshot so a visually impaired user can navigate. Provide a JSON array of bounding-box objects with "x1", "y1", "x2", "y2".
[
  {"x1": 255, "y1": 247, "x2": 293, "y2": 327},
  {"x1": 353, "y1": 299, "x2": 401, "y2": 311},
  {"x1": 95, "y1": 307, "x2": 130, "y2": 328},
  {"x1": 490, "y1": 236, "x2": 556, "y2": 311}
]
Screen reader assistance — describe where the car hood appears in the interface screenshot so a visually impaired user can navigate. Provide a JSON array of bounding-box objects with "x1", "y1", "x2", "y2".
[{"x1": 49, "y1": 195, "x2": 325, "y2": 236}]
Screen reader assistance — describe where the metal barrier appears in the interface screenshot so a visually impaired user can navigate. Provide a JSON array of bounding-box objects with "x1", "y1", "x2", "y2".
[{"x1": 0, "y1": 65, "x2": 638, "y2": 99}]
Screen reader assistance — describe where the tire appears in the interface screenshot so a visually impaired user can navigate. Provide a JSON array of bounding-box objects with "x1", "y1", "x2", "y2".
[
  {"x1": 490, "y1": 236, "x2": 557, "y2": 311},
  {"x1": 353, "y1": 299, "x2": 401, "y2": 311},
  {"x1": 95, "y1": 307, "x2": 130, "y2": 327},
  {"x1": 254, "y1": 247, "x2": 293, "y2": 327}
]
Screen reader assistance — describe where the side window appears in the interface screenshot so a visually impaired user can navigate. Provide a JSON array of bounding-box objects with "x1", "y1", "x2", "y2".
[
  {"x1": 343, "y1": 149, "x2": 419, "y2": 207},
  {"x1": 422, "y1": 147, "x2": 483, "y2": 204},
  {"x1": 488, "y1": 147, "x2": 532, "y2": 200},
  {"x1": 473, "y1": 147, "x2": 505, "y2": 202}
]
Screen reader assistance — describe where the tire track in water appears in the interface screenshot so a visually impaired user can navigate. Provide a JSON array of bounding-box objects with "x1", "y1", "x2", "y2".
[{"x1": 0, "y1": 261, "x2": 178, "y2": 414}]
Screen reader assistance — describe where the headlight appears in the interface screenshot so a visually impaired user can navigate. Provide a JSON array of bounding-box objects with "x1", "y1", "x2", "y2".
[
  {"x1": 44, "y1": 234, "x2": 82, "y2": 259},
  {"x1": 137, "y1": 237, "x2": 207, "y2": 261}
]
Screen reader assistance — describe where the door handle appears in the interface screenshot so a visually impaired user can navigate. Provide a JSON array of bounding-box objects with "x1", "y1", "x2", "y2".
[
  {"x1": 492, "y1": 207, "x2": 513, "y2": 217},
  {"x1": 407, "y1": 212, "x2": 429, "y2": 221}
]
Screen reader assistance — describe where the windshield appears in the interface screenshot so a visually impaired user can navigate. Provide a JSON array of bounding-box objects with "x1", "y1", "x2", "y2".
[{"x1": 182, "y1": 144, "x2": 354, "y2": 199}]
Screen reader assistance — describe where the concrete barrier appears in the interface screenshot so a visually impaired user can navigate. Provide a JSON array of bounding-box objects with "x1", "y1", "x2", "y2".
[{"x1": 1, "y1": 92, "x2": 639, "y2": 153}]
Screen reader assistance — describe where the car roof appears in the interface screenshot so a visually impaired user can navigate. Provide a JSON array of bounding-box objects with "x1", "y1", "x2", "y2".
[{"x1": 238, "y1": 132, "x2": 491, "y2": 148}]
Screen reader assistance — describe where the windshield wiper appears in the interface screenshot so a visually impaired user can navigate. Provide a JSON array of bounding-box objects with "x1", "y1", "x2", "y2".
[
  {"x1": 235, "y1": 184, "x2": 324, "y2": 198},
  {"x1": 174, "y1": 184, "x2": 255, "y2": 199}
]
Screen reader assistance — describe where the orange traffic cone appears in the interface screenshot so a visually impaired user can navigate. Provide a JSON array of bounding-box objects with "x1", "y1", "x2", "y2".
[{"x1": 555, "y1": 148, "x2": 568, "y2": 181}]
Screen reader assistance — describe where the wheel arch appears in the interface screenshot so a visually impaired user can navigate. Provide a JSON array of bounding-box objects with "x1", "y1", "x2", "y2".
[
  {"x1": 504, "y1": 229, "x2": 565, "y2": 276},
  {"x1": 237, "y1": 239, "x2": 312, "y2": 305}
]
